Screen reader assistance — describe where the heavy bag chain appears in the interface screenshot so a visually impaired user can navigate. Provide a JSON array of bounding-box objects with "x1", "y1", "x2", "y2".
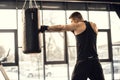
[
  {"x1": 22, "y1": 0, "x2": 38, "y2": 9},
  {"x1": 22, "y1": 0, "x2": 39, "y2": 22}
]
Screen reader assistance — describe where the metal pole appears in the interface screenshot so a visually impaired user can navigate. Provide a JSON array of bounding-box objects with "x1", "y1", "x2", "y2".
[{"x1": 0, "y1": 62, "x2": 10, "y2": 80}]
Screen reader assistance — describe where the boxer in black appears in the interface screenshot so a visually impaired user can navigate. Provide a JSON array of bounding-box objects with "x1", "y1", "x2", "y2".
[{"x1": 39, "y1": 12, "x2": 105, "y2": 80}]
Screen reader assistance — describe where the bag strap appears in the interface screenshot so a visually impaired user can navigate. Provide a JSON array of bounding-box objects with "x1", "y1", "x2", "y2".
[{"x1": 22, "y1": 0, "x2": 38, "y2": 9}]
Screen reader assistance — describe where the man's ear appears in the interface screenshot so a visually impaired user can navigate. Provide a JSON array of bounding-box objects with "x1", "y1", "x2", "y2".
[{"x1": 74, "y1": 19, "x2": 79, "y2": 23}]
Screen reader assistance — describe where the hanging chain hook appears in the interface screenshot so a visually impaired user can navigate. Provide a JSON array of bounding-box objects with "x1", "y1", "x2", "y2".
[
  {"x1": 29, "y1": 0, "x2": 32, "y2": 8},
  {"x1": 22, "y1": 0, "x2": 38, "y2": 9}
]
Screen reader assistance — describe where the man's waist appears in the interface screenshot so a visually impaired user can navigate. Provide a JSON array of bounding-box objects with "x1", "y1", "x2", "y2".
[{"x1": 77, "y1": 56, "x2": 98, "y2": 61}]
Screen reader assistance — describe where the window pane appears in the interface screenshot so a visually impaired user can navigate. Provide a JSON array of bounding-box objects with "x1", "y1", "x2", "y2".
[
  {"x1": 113, "y1": 62, "x2": 120, "y2": 80},
  {"x1": 67, "y1": 32, "x2": 76, "y2": 46},
  {"x1": 113, "y1": 46, "x2": 120, "y2": 60},
  {"x1": 18, "y1": 10, "x2": 23, "y2": 47},
  {"x1": 45, "y1": 64, "x2": 68, "y2": 80},
  {"x1": 102, "y1": 62, "x2": 112, "y2": 80},
  {"x1": 45, "y1": 32, "x2": 65, "y2": 61},
  {"x1": 42, "y1": 10, "x2": 66, "y2": 25},
  {"x1": 19, "y1": 48, "x2": 43, "y2": 80},
  {"x1": 89, "y1": 11, "x2": 109, "y2": 29},
  {"x1": 110, "y1": 11, "x2": 120, "y2": 44},
  {"x1": 4, "y1": 66, "x2": 18, "y2": 80},
  {"x1": 68, "y1": 47, "x2": 76, "y2": 80},
  {"x1": 0, "y1": 10, "x2": 17, "y2": 29},
  {"x1": 0, "y1": 33, "x2": 15, "y2": 63},
  {"x1": 97, "y1": 32, "x2": 109, "y2": 59},
  {"x1": 112, "y1": 46, "x2": 120, "y2": 80},
  {"x1": 42, "y1": 10, "x2": 66, "y2": 62}
]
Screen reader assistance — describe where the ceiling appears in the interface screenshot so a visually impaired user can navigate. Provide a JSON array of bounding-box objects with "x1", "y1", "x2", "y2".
[
  {"x1": 0, "y1": 0, "x2": 119, "y2": 7},
  {"x1": 0, "y1": 0, "x2": 119, "y2": 18},
  {"x1": 0, "y1": 0, "x2": 120, "y2": 9},
  {"x1": 35, "y1": 0, "x2": 120, "y2": 4},
  {"x1": 0, "y1": 0, "x2": 120, "y2": 3}
]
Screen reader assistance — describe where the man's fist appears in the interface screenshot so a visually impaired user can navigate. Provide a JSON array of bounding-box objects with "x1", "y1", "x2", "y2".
[{"x1": 39, "y1": 25, "x2": 48, "y2": 33}]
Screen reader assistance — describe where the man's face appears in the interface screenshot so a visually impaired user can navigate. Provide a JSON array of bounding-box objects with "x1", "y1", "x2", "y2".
[
  {"x1": 70, "y1": 18, "x2": 75, "y2": 24},
  {"x1": 70, "y1": 18, "x2": 78, "y2": 24}
]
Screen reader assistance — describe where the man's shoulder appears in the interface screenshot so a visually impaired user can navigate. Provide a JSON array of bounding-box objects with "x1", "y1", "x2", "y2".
[{"x1": 89, "y1": 22, "x2": 98, "y2": 34}]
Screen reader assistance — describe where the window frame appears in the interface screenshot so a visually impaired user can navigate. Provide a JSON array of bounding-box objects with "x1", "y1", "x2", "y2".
[{"x1": 0, "y1": 29, "x2": 18, "y2": 66}]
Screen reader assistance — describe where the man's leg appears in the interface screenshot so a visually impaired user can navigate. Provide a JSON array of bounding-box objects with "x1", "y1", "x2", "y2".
[
  {"x1": 71, "y1": 61, "x2": 88, "y2": 80},
  {"x1": 88, "y1": 59, "x2": 105, "y2": 80}
]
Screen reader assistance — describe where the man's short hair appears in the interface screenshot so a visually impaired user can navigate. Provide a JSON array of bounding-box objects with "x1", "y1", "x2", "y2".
[{"x1": 69, "y1": 12, "x2": 83, "y2": 20}]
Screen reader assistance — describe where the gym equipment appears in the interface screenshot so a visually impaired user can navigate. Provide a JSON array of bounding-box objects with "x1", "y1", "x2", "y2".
[
  {"x1": 22, "y1": 0, "x2": 41, "y2": 53},
  {"x1": 0, "y1": 62, "x2": 9, "y2": 80},
  {"x1": 0, "y1": 49, "x2": 10, "y2": 80}
]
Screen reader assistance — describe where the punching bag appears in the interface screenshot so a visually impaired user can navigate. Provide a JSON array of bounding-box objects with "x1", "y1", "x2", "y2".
[{"x1": 23, "y1": 8, "x2": 41, "y2": 53}]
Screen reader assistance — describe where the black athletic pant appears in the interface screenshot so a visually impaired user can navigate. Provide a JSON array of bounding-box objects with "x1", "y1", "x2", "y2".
[{"x1": 71, "y1": 58, "x2": 105, "y2": 80}]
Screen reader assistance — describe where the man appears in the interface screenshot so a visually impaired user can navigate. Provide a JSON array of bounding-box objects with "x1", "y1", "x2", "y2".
[{"x1": 39, "y1": 12, "x2": 105, "y2": 80}]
